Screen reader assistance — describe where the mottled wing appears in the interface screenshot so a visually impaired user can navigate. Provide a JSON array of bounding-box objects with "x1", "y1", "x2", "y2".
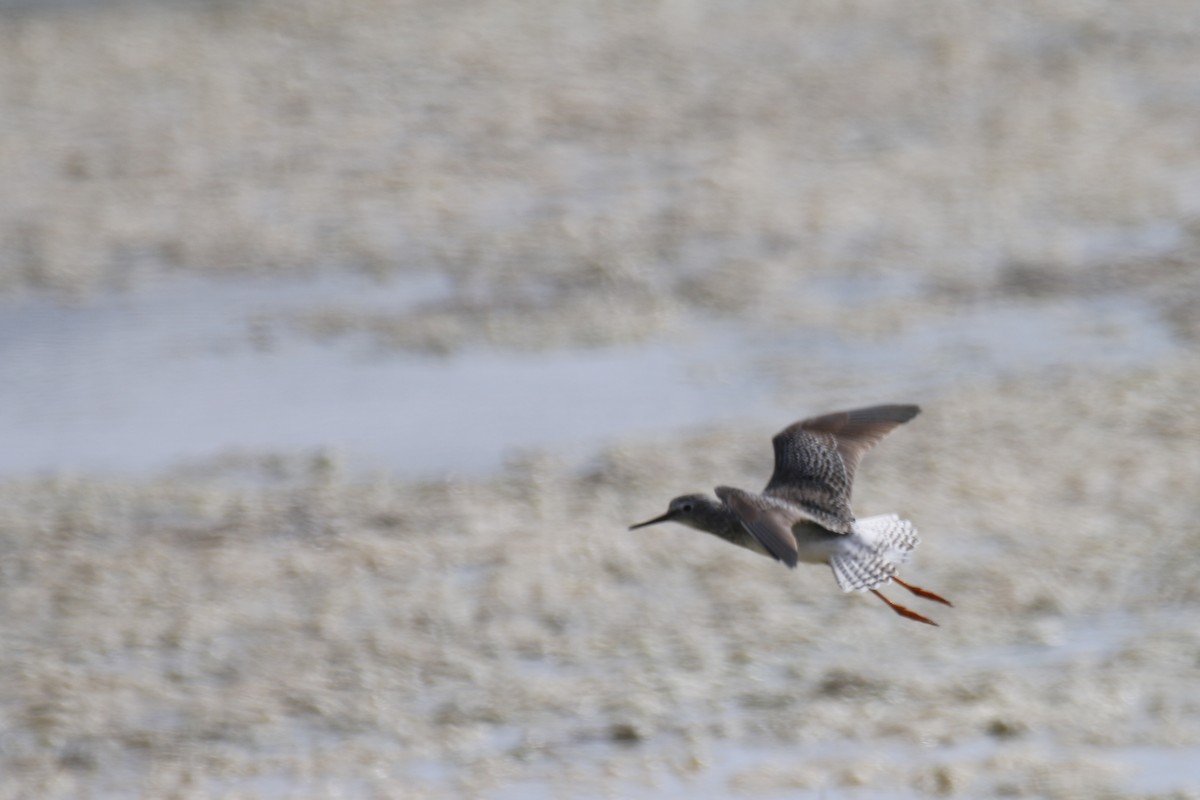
[
  {"x1": 714, "y1": 486, "x2": 801, "y2": 568},
  {"x1": 803, "y1": 404, "x2": 921, "y2": 486},
  {"x1": 763, "y1": 404, "x2": 920, "y2": 533}
]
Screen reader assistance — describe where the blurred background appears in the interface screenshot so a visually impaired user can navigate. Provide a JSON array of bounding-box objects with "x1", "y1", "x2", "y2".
[{"x1": 2, "y1": 1, "x2": 1199, "y2": 797}]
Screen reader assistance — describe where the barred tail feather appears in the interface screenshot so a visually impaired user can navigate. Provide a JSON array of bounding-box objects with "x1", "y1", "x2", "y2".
[{"x1": 829, "y1": 514, "x2": 920, "y2": 593}]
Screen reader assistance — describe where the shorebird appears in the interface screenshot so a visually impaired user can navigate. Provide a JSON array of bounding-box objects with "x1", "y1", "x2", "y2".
[{"x1": 629, "y1": 404, "x2": 951, "y2": 625}]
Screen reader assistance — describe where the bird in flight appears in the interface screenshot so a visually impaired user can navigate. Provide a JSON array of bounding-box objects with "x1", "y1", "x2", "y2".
[{"x1": 629, "y1": 404, "x2": 951, "y2": 625}]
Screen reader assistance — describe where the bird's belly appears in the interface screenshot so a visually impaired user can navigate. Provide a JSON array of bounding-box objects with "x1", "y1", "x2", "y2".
[{"x1": 792, "y1": 523, "x2": 843, "y2": 565}]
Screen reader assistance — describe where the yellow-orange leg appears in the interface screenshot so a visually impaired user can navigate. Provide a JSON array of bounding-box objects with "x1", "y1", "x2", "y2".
[
  {"x1": 871, "y1": 589, "x2": 939, "y2": 626},
  {"x1": 893, "y1": 576, "x2": 953, "y2": 607}
]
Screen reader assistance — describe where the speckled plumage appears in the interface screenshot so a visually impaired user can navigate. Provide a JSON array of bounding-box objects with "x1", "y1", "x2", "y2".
[
  {"x1": 764, "y1": 404, "x2": 921, "y2": 532},
  {"x1": 629, "y1": 404, "x2": 951, "y2": 625}
]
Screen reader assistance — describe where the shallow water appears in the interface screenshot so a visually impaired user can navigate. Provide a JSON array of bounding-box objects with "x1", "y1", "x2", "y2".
[
  {"x1": 1, "y1": 274, "x2": 1194, "y2": 799},
  {"x1": 0, "y1": 272, "x2": 1178, "y2": 478},
  {"x1": 4, "y1": 1, "x2": 1200, "y2": 796}
]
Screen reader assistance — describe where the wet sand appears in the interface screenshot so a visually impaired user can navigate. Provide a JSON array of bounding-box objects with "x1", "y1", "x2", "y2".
[
  {"x1": 3, "y1": 354, "x2": 1200, "y2": 798},
  {"x1": 3, "y1": 1, "x2": 1200, "y2": 798}
]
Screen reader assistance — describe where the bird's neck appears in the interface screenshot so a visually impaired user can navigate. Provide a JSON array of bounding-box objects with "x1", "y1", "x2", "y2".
[{"x1": 686, "y1": 499, "x2": 748, "y2": 544}]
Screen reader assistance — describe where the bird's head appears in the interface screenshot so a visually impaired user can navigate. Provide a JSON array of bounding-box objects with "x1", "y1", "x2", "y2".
[{"x1": 628, "y1": 493, "x2": 712, "y2": 530}]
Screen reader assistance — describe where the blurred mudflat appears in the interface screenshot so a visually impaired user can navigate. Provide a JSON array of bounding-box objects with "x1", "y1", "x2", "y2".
[
  {"x1": 4, "y1": 357, "x2": 1200, "y2": 798},
  {"x1": 2, "y1": 1, "x2": 1200, "y2": 798}
]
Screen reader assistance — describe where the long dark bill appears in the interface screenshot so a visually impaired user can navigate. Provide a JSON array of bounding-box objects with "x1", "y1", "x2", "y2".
[{"x1": 628, "y1": 511, "x2": 675, "y2": 530}]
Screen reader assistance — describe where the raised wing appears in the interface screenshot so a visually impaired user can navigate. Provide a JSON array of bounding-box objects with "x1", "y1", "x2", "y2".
[{"x1": 763, "y1": 404, "x2": 920, "y2": 533}]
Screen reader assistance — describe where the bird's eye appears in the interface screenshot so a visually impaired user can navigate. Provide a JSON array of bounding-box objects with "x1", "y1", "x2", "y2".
[{"x1": 681, "y1": 502, "x2": 693, "y2": 512}]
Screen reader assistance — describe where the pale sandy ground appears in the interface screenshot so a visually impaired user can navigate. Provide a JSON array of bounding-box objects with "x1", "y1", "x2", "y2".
[
  {"x1": 3, "y1": 356, "x2": 1200, "y2": 799},
  {"x1": 3, "y1": 1, "x2": 1200, "y2": 798}
]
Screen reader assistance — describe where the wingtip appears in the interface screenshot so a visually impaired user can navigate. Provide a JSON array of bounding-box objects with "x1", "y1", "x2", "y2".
[
  {"x1": 823, "y1": 403, "x2": 921, "y2": 428},
  {"x1": 863, "y1": 403, "x2": 920, "y2": 423}
]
